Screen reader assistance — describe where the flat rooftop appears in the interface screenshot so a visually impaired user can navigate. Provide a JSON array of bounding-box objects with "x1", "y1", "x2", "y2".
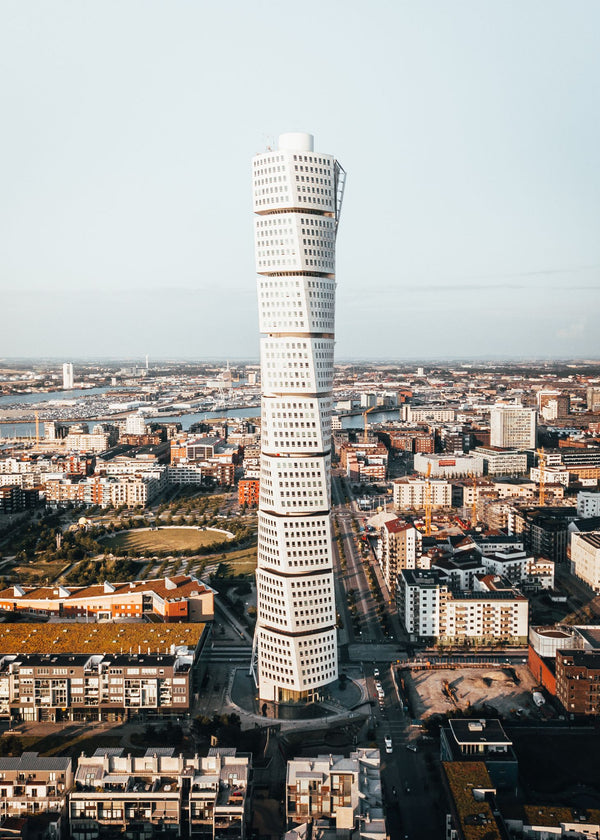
[
  {"x1": 0, "y1": 622, "x2": 206, "y2": 655},
  {"x1": 449, "y1": 719, "x2": 511, "y2": 747}
]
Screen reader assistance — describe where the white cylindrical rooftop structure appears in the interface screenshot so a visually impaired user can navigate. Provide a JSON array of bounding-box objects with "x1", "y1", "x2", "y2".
[{"x1": 278, "y1": 132, "x2": 314, "y2": 152}]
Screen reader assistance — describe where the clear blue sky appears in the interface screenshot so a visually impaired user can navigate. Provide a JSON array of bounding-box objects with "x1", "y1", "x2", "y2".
[{"x1": 1, "y1": 1, "x2": 599, "y2": 360}]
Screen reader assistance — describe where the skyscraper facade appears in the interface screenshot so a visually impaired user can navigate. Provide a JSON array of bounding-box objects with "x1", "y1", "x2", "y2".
[
  {"x1": 251, "y1": 132, "x2": 345, "y2": 707},
  {"x1": 62, "y1": 362, "x2": 74, "y2": 390}
]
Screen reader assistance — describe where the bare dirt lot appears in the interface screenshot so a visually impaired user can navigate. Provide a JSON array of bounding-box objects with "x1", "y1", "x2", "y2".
[{"x1": 403, "y1": 666, "x2": 540, "y2": 718}]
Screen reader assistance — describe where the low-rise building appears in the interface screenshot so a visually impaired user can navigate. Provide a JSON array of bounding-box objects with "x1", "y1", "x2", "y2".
[
  {"x1": 0, "y1": 622, "x2": 209, "y2": 722},
  {"x1": 69, "y1": 747, "x2": 251, "y2": 839},
  {"x1": 0, "y1": 575, "x2": 214, "y2": 622},
  {"x1": 413, "y1": 452, "x2": 485, "y2": 479},
  {"x1": 440, "y1": 718, "x2": 518, "y2": 791},
  {"x1": 286, "y1": 749, "x2": 385, "y2": 840},
  {"x1": 0, "y1": 752, "x2": 73, "y2": 834}
]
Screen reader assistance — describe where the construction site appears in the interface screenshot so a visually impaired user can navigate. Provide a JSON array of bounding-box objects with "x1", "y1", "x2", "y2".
[{"x1": 399, "y1": 665, "x2": 542, "y2": 719}]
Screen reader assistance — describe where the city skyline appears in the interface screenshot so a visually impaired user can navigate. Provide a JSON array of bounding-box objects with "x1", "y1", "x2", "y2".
[{"x1": 1, "y1": 1, "x2": 599, "y2": 360}]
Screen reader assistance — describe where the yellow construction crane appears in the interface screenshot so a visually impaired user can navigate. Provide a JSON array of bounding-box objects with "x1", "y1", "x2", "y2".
[
  {"x1": 362, "y1": 404, "x2": 378, "y2": 444},
  {"x1": 537, "y1": 447, "x2": 546, "y2": 506},
  {"x1": 424, "y1": 462, "x2": 432, "y2": 537}
]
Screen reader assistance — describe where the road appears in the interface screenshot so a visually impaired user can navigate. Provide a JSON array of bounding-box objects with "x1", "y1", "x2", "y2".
[
  {"x1": 364, "y1": 661, "x2": 445, "y2": 839},
  {"x1": 332, "y1": 474, "x2": 385, "y2": 645}
]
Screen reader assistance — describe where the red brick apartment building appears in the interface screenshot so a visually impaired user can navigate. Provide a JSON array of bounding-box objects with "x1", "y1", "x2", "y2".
[{"x1": 556, "y1": 650, "x2": 600, "y2": 716}]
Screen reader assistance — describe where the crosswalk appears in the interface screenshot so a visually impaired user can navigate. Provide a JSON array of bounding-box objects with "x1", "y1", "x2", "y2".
[{"x1": 207, "y1": 644, "x2": 251, "y2": 663}]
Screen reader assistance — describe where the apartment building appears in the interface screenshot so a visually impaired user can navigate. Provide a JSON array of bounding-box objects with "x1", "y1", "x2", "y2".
[
  {"x1": 0, "y1": 486, "x2": 39, "y2": 513},
  {"x1": 388, "y1": 430, "x2": 435, "y2": 454},
  {"x1": 577, "y1": 491, "x2": 600, "y2": 518},
  {"x1": 397, "y1": 569, "x2": 528, "y2": 645},
  {"x1": 165, "y1": 464, "x2": 204, "y2": 484},
  {"x1": 393, "y1": 477, "x2": 452, "y2": 510},
  {"x1": 401, "y1": 405, "x2": 456, "y2": 423},
  {"x1": 0, "y1": 575, "x2": 214, "y2": 622},
  {"x1": 238, "y1": 478, "x2": 259, "y2": 507},
  {"x1": 285, "y1": 750, "x2": 385, "y2": 840},
  {"x1": 339, "y1": 441, "x2": 388, "y2": 483},
  {"x1": 0, "y1": 622, "x2": 208, "y2": 722},
  {"x1": 0, "y1": 648, "x2": 197, "y2": 723},
  {"x1": 570, "y1": 532, "x2": 600, "y2": 593},
  {"x1": 44, "y1": 470, "x2": 167, "y2": 508},
  {"x1": 0, "y1": 752, "x2": 73, "y2": 835},
  {"x1": 376, "y1": 518, "x2": 422, "y2": 594},
  {"x1": 556, "y1": 650, "x2": 600, "y2": 716},
  {"x1": 70, "y1": 747, "x2": 251, "y2": 840}
]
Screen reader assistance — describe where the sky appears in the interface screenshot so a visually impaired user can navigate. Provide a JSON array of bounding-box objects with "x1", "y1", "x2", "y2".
[{"x1": 1, "y1": 0, "x2": 599, "y2": 361}]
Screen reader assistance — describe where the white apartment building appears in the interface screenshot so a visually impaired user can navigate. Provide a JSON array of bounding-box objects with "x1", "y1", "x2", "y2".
[
  {"x1": 285, "y1": 749, "x2": 385, "y2": 840},
  {"x1": 65, "y1": 431, "x2": 110, "y2": 454},
  {"x1": 577, "y1": 491, "x2": 600, "y2": 518},
  {"x1": 377, "y1": 518, "x2": 422, "y2": 594},
  {"x1": 490, "y1": 404, "x2": 536, "y2": 450},
  {"x1": 530, "y1": 465, "x2": 571, "y2": 488},
  {"x1": 571, "y1": 532, "x2": 600, "y2": 593},
  {"x1": 393, "y1": 477, "x2": 452, "y2": 509},
  {"x1": 252, "y1": 132, "x2": 345, "y2": 707},
  {"x1": 398, "y1": 569, "x2": 529, "y2": 644},
  {"x1": 401, "y1": 405, "x2": 456, "y2": 423},
  {"x1": 413, "y1": 453, "x2": 485, "y2": 478},
  {"x1": 166, "y1": 464, "x2": 204, "y2": 484},
  {"x1": 70, "y1": 747, "x2": 251, "y2": 840},
  {"x1": 62, "y1": 362, "x2": 74, "y2": 389},
  {"x1": 124, "y1": 413, "x2": 147, "y2": 435}
]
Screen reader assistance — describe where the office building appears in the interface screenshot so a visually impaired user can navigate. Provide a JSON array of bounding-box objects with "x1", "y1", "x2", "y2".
[
  {"x1": 252, "y1": 132, "x2": 345, "y2": 708},
  {"x1": 490, "y1": 404, "x2": 536, "y2": 450},
  {"x1": 62, "y1": 362, "x2": 74, "y2": 390}
]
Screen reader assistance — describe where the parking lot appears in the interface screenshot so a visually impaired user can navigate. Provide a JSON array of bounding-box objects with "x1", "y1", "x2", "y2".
[{"x1": 402, "y1": 665, "x2": 541, "y2": 718}]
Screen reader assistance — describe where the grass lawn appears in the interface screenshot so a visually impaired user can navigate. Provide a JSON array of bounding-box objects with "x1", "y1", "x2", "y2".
[
  {"x1": 219, "y1": 545, "x2": 257, "y2": 576},
  {"x1": 10, "y1": 559, "x2": 69, "y2": 586},
  {"x1": 103, "y1": 527, "x2": 231, "y2": 553}
]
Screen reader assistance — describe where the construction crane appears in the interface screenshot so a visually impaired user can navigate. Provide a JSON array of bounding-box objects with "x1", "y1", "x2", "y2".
[
  {"x1": 362, "y1": 404, "x2": 378, "y2": 444},
  {"x1": 424, "y1": 462, "x2": 432, "y2": 537},
  {"x1": 537, "y1": 447, "x2": 546, "y2": 506},
  {"x1": 35, "y1": 411, "x2": 40, "y2": 446}
]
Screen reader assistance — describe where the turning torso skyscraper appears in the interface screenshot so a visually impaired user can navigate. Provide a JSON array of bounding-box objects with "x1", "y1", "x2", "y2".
[{"x1": 251, "y1": 132, "x2": 346, "y2": 709}]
